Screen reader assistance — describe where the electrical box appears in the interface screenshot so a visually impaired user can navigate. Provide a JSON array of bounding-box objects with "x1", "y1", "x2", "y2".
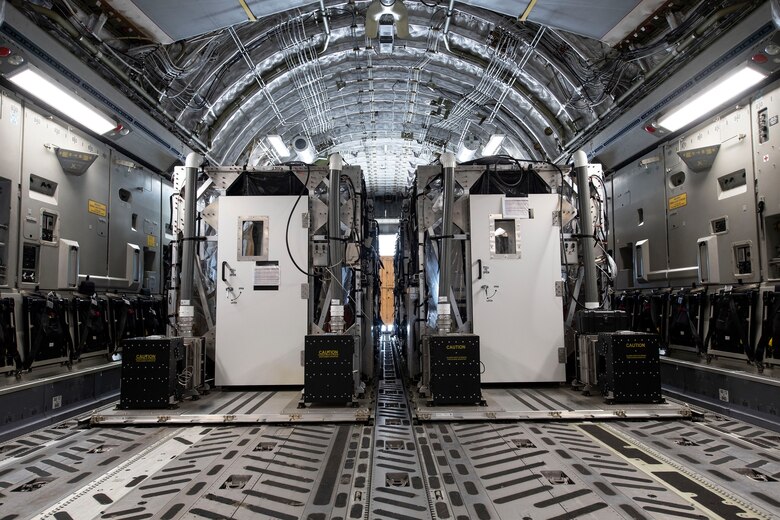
[
  {"x1": 119, "y1": 336, "x2": 184, "y2": 409},
  {"x1": 428, "y1": 334, "x2": 482, "y2": 405},
  {"x1": 598, "y1": 331, "x2": 662, "y2": 404},
  {"x1": 303, "y1": 334, "x2": 354, "y2": 404}
]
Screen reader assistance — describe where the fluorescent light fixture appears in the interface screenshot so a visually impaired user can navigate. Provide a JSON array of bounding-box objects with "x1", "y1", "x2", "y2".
[
  {"x1": 482, "y1": 134, "x2": 505, "y2": 156},
  {"x1": 456, "y1": 140, "x2": 478, "y2": 163},
  {"x1": 8, "y1": 68, "x2": 115, "y2": 135},
  {"x1": 292, "y1": 135, "x2": 317, "y2": 164},
  {"x1": 658, "y1": 65, "x2": 767, "y2": 132},
  {"x1": 297, "y1": 147, "x2": 316, "y2": 164},
  {"x1": 267, "y1": 134, "x2": 291, "y2": 157},
  {"x1": 378, "y1": 234, "x2": 397, "y2": 257}
]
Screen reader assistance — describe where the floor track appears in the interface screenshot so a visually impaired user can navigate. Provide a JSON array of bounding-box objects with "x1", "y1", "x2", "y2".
[{"x1": 0, "y1": 335, "x2": 778, "y2": 519}]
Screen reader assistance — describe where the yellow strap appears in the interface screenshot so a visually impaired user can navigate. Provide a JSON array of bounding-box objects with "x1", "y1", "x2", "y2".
[
  {"x1": 238, "y1": 0, "x2": 257, "y2": 21},
  {"x1": 519, "y1": 0, "x2": 538, "y2": 22}
]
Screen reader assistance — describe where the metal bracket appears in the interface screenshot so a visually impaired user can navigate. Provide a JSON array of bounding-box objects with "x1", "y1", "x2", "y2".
[
  {"x1": 553, "y1": 211, "x2": 561, "y2": 227},
  {"x1": 555, "y1": 280, "x2": 564, "y2": 297}
]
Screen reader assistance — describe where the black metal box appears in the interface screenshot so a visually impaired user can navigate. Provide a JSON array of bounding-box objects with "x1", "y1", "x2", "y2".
[
  {"x1": 304, "y1": 334, "x2": 354, "y2": 404},
  {"x1": 119, "y1": 336, "x2": 184, "y2": 409},
  {"x1": 575, "y1": 310, "x2": 630, "y2": 334},
  {"x1": 597, "y1": 332, "x2": 662, "y2": 403},
  {"x1": 428, "y1": 334, "x2": 482, "y2": 405}
]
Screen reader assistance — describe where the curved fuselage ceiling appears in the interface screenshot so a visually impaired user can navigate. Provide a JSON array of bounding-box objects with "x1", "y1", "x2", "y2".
[{"x1": 4, "y1": 0, "x2": 768, "y2": 195}]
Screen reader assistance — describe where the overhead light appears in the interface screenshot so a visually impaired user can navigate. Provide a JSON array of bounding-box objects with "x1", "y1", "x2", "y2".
[
  {"x1": 657, "y1": 65, "x2": 767, "y2": 132},
  {"x1": 456, "y1": 134, "x2": 480, "y2": 163},
  {"x1": 7, "y1": 67, "x2": 116, "y2": 135},
  {"x1": 267, "y1": 135, "x2": 291, "y2": 157},
  {"x1": 482, "y1": 134, "x2": 505, "y2": 156},
  {"x1": 292, "y1": 135, "x2": 317, "y2": 164}
]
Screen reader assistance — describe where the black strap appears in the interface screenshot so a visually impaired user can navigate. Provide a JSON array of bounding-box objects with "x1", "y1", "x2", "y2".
[
  {"x1": 756, "y1": 292, "x2": 779, "y2": 362},
  {"x1": 727, "y1": 296, "x2": 753, "y2": 361},
  {"x1": 26, "y1": 301, "x2": 54, "y2": 370}
]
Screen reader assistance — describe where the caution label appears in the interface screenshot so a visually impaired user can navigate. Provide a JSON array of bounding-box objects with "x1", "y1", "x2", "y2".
[
  {"x1": 88, "y1": 199, "x2": 107, "y2": 217},
  {"x1": 446, "y1": 344, "x2": 466, "y2": 350},
  {"x1": 668, "y1": 193, "x2": 687, "y2": 210},
  {"x1": 147, "y1": 234, "x2": 157, "y2": 248},
  {"x1": 318, "y1": 349, "x2": 339, "y2": 359},
  {"x1": 135, "y1": 354, "x2": 156, "y2": 363}
]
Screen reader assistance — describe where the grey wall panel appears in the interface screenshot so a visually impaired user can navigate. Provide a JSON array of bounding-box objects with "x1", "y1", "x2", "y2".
[
  {"x1": 19, "y1": 107, "x2": 110, "y2": 290},
  {"x1": 752, "y1": 80, "x2": 780, "y2": 281},
  {"x1": 664, "y1": 105, "x2": 760, "y2": 286},
  {"x1": 160, "y1": 180, "x2": 174, "y2": 294},
  {"x1": 0, "y1": 93, "x2": 23, "y2": 288},
  {"x1": 610, "y1": 149, "x2": 668, "y2": 290},
  {"x1": 107, "y1": 150, "x2": 162, "y2": 293}
]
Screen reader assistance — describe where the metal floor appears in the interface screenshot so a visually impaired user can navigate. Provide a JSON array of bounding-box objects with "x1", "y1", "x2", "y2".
[{"x1": 0, "y1": 341, "x2": 779, "y2": 519}]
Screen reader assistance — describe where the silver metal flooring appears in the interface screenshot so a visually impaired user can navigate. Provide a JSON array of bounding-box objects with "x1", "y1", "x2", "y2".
[
  {"x1": 90, "y1": 388, "x2": 373, "y2": 425},
  {"x1": 411, "y1": 386, "x2": 692, "y2": 422},
  {"x1": 0, "y1": 341, "x2": 779, "y2": 519}
]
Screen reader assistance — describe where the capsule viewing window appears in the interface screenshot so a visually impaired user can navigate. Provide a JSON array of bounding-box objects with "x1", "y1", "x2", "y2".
[
  {"x1": 494, "y1": 219, "x2": 517, "y2": 255},
  {"x1": 489, "y1": 214, "x2": 521, "y2": 259},
  {"x1": 237, "y1": 216, "x2": 269, "y2": 261}
]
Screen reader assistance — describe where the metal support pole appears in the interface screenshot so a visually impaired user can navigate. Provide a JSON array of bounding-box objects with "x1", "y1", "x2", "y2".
[
  {"x1": 328, "y1": 153, "x2": 344, "y2": 303},
  {"x1": 438, "y1": 152, "x2": 456, "y2": 333},
  {"x1": 574, "y1": 150, "x2": 599, "y2": 308},
  {"x1": 179, "y1": 152, "x2": 201, "y2": 336}
]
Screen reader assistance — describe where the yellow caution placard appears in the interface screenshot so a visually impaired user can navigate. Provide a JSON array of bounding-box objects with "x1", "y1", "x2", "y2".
[
  {"x1": 318, "y1": 349, "x2": 339, "y2": 359},
  {"x1": 135, "y1": 354, "x2": 156, "y2": 363},
  {"x1": 147, "y1": 234, "x2": 157, "y2": 248},
  {"x1": 88, "y1": 199, "x2": 107, "y2": 217},
  {"x1": 668, "y1": 193, "x2": 687, "y2": 210}
]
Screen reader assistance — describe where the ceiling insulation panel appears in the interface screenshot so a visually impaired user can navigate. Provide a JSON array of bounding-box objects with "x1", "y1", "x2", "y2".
[{"x1": 110, "y1": 0, "x2": 667, "y2": 43}]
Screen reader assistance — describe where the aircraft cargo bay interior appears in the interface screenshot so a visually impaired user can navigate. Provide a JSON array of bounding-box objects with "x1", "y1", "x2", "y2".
[{"x1": 0, "y1": 1, "x2": 779, "y2": 519}]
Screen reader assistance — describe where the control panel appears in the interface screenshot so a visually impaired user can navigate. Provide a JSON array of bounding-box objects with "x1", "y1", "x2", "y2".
[{"x1": 21, "y1": 243, "x2": 39, "y2": 284}]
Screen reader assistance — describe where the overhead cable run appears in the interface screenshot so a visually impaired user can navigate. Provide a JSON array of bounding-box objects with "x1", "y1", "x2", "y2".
[{"x1": 228, "y1": 26, "x2": 286, "y2": 126}]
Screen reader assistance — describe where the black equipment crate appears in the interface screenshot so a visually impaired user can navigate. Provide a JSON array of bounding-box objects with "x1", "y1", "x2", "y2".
[
  {"x1": 119, "y1": 336, "x2": 184, "y2": 409},
  {"x1": 575, "y1": 310, "x2": 630, "y2": 334},
  {"x1": 304, "y1": 334, "x2": 354, "y2": 404},
  {"x1": 429, "y1": 334, "x2": 482, "y2": 405},
  {"x1": 598, "y1": 332, "x2": 662, "y2": 404}
]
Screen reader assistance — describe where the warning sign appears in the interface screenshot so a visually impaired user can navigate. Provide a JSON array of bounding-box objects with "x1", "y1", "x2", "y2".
[
  {"x1": 147, "y1": 234, "x2": 157, "y2": 248},
  {"x1": 88, "y1": 199, "x2": 107, "y2": 217},
  {"x1": 668, "y1": 193, "x2": 687, "y2": 210}
]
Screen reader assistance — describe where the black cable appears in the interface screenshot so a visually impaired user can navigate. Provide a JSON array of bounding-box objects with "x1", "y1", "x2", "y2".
[{"x1": 284, "y1": 163, "x2": 321, "y2": 278}]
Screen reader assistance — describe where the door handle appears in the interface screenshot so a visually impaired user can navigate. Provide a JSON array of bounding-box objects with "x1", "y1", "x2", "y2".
[
  {"x1": 222, "y1": 261, "x2": 230, "y2": 282},
  {"x1": 477, "y1": 259, "x2": 483, "y2": 280}
]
